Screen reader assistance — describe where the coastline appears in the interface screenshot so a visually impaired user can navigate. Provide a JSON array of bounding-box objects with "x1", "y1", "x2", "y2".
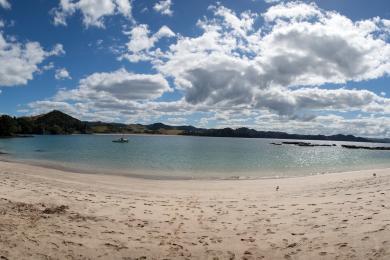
[
  {"x1": 2, "y1": 154, "x2": 390, "y2": 181},
  {"x1": 1, "y1": 160, "x2": 390, "y2": 259}
]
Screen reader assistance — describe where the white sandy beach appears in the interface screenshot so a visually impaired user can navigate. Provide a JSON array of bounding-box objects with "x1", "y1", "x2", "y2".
[{"x1": 0, "y1": 160, "x2": 389, "y2": 259}]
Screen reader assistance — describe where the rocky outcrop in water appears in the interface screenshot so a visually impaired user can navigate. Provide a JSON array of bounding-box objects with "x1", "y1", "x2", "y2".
[
  {"x1": 341, "y1": 145, "x2": 390, "y2": 150},
  {"x1": 280, "y1": 142, "x2": 336, "y2": 147}
]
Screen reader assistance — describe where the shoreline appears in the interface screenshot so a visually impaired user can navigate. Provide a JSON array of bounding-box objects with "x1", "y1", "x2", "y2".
[
  {"x1": 1, "y1": 160, "x2": 390, "y2": 259},
  {"x1": 1, "y1": 159, "x2": 390, "y2": 194},
  {"x1": 2, "y1": 155, "x2": 390, "y2": 181}
]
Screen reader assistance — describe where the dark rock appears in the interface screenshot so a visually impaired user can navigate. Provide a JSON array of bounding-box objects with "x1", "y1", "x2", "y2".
[{"x1": 341, "y1": 145, "x2": 390, "y2": 150}]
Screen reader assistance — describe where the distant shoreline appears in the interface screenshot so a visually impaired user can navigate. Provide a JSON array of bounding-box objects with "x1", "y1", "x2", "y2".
[
  {"x1": 4, "y1": 132, "x2": 390, "y2": 144},
  {"x1": 2, "y1": 110, "x2": 389, "y2": 143}
]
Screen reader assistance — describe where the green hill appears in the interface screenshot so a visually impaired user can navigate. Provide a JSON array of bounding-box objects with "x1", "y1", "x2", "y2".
[
  {"x1": 34, "y1": 110, "x2": 87, "y2": 134},
  {"x1": 0, "y1": 110, "x2": 87, "y2": 136}
]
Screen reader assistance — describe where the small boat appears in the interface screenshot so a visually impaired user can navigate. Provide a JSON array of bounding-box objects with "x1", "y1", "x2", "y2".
[{"x1": 112, "y1": 137, "x2": 129, "y2": 143}]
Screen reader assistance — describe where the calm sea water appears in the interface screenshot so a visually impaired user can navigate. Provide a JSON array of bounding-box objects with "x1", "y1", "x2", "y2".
[{"x1": 0, "y1": 135, "x2": 389, "y2": 179}]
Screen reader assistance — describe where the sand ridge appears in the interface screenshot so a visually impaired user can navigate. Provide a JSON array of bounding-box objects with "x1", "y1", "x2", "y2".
[{"x1": 0, "y1": 161, "x2": 389, "y2": 259}]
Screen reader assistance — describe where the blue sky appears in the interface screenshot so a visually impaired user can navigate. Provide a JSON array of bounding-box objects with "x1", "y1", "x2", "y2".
[{"x1": 0, "y1": 0, "x2": 389, "y2": 137}]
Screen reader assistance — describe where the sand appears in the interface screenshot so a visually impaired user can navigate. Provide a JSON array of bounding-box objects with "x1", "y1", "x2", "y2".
[{"x1": 0, "y1": 161, "x2": 389, "y2": 259}]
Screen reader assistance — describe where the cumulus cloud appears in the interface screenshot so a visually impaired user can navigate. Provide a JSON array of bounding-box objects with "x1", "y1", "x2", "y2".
[
  {"x1": 52, "y1": 0, "x2": 133, "y2": 28},
  {"x1": 263, "y1": 0, "x2": 283, "y2": 4},
  {"x1": 254, "y1": 87, "x2": 390, "y2": 116},
  {"x1": 211, "y1": 5, "x2": 257, "y2": 36},
  {"x1": 0, "y1": 0, "x2": 11, "y2": 9},
  {"x1": 27, "y1": 68, "x2": 176, "y2": 123},
  {"x1": 153, "y1": 0, "x2": 173, "y2": 16},
  {"x1": 122, "y1": 24, "x2": 175, "y2": 62},
  {"x1": 115, "y1": 0, "x2": 132, "y2": 18},
  {"x1": 55, "y1": 68, "x2": 72, "y2": 80},
  {"x1": 0, "y1": 33, "x2": 64, "y2": 87},
  {"x1": 49, "y1": 43, "x2": 66, "y2": 56},
  {"x1": 155, "y1": 2, "x2": 390, "y2": 116},
  {"x1": 55, "y1": 68, "x2": 172, "y2": 102},
  {"x1": 263, "y1": 1, "x2": 321, "y2": 22},
  {"x1": 251, "y1": 113, "x2": 390, "y2": 138}
]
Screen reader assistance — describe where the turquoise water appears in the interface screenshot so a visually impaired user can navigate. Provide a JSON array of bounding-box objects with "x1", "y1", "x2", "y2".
[{"x1": 0, "y1": 135, "x2": 389, "y2": 179}]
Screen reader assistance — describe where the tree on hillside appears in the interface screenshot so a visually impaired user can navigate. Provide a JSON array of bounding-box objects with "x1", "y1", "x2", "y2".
[{"x1": 0, "y1": 116, "x2": 19, "y2": 136}]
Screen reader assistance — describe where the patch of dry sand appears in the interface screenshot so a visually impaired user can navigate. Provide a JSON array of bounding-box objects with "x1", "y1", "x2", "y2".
[{"x1": 0, "y1": 161, "x2": 389, "y2": 259}]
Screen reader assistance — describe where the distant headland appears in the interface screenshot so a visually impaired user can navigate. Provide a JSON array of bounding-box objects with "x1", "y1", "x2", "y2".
[{"x1": 0, "y1": 110, "x2": 389, "y2": 143}]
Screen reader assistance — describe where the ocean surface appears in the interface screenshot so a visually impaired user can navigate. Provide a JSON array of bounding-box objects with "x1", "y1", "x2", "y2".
[{"x1": 0, "y1": 135, "x2": 389, "y2": 179}]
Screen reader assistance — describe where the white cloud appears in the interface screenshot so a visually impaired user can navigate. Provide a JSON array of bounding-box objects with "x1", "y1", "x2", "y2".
[
  {"x1": 122, "y1": 24, "x2": 175, "y2": 62},
  {"x1": 153, "y1": 0, "x2": 173, "y2": 16},
  {"x1": 55, "y1": 68, "x2": 72, "y2": 80},
  {"x1": 55, "y1": 68, "x2": 172, "y2": 102},
  {"x1": 164, "y1": 117, "x2": 187, "y2": 125},
  {"x1": 0, "y1": 32, "x2": 64, "y2": 87},
  {"x1": 27, "y1": 69, "x2": 176, "y2": 123},
  {"x1": 253, "y1": 87, "x2": 390, "y2": 116},
  {"x1": 155, "y1": 3, "x2": 390, "y2": 115},
  {"x1": 211, "y1": 5, "x2": 257, "y2": 36},
  {"x1": 115, "y1": 0, "x2": 132, "y2": 18},
  {"x1": 126, "y1": 24, "x2": 155, "y2": 53},
  {"x1": 263, "y1": 0, "x2": 283, "y2": 4},
  {"x1": 155, "y1": 25, "x2": 176, "y2": 38},
  {"x1": 263, "y1": 2, "x2": 321, "y2": 22},
  {"x1": 49, "y1": 43, "x2": 66, "y2": 56},
  {"x1": 251, "y1": 113, "x2": 390, "y2": 138},
  {"x1": 41, "y1": 62, "x2": 55, "y2": 72},
  {"x1": 0, "y1": 0, "x2": 10, "y2": 9},
  {"x1": 52, "y1": 0, "x2": 133, "y2": 28}
]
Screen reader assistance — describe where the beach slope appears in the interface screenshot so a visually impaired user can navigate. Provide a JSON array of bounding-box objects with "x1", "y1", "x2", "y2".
[{"x1": 0, "y1": 161, "x2": 389, "y2": 259}]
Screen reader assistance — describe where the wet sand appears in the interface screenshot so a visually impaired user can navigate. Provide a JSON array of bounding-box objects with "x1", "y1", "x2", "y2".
[{"x1": 0, "y1": 160, "x2": 389, "y2": 259}]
